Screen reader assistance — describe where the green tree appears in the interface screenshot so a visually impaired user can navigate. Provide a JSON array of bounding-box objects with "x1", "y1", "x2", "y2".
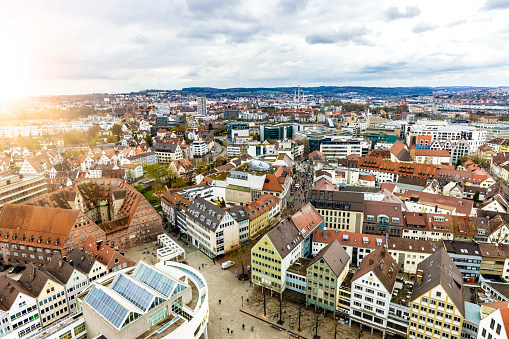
[
  {"x1": 106, "y1": 135, "x2": 119, "y2": 143},
  {"x1": 170, "y1": 127, "x2": 178, "y2": 132},
  {"x1": 86, "y1": 124, "x2": 102, "y2": 139},
  {"x1": 144, "y1": 163, "x2": 172, "y2": 184},
  {"x1": 144, "y1": 134, "x2": 154, "y2": 146},
  {"x1": 250, "y1": 133, "x2": 259, "y2": 141},
  {"x1": 473, "y1": 190, "x2": 480, "y2": 203},
  {"x1": 178, "y1": 125, "x2": 187, "y2": 131},
  {"x1": 110, "y1": 124, "x2": 122, "y2": 137}
]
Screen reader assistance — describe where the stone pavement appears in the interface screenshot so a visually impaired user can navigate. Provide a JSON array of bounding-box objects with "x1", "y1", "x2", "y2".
[{"x1": 183, "y1": 248, "x2": 381, "y2": 339}]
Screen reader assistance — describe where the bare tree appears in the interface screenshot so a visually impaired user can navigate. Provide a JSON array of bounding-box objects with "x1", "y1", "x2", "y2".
[{"x1": 232, "y1": 241, "x2": 249, "y2": 280}]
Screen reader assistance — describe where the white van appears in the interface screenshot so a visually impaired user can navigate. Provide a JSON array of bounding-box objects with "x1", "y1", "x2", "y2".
[{"x1": 222, "y1": 260, "x2": 235, "y2": 269}]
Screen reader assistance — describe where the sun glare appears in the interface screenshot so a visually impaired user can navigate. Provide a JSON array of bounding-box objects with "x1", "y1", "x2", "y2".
[{"x1": 0, "y1": 35, "x2": 28, "y2": 103}]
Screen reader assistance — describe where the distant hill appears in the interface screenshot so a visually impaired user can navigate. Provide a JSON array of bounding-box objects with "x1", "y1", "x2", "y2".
[{"x1": 181, "y1": 86, "x2": 492, "y2": 97}]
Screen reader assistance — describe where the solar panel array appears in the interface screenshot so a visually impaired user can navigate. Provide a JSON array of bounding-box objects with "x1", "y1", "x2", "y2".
[{"x1": 85, "y1": 286, "x2": 130, "y2": 329}]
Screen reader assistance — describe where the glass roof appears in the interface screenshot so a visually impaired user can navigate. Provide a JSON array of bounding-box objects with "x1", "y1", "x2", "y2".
[
  {"x1": 84, "y1": 285, "x2": 131, "y2": 329},
  {"x1": 132, "y1": 262, "x2": 178, "y2": 297},
  {"x1": 111, "y1": 274, "x2": 161, "y2": 312}
]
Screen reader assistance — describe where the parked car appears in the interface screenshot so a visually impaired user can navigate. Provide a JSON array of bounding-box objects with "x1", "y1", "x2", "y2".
[
  {"x1": 0, "y1": 265, "x2": 11, "y2": 272},
  {"x1": 8, "y1": 266, "x2": 26, "y2": 274},
  {"x1": 222, "y1": 260, "x2": 235, "y2": 270}
]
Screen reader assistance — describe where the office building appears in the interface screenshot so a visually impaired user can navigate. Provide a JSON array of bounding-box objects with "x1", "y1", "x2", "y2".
[
  {"x1": 227, "y1": 123, "x2": 249, "y2": 141},
  {"x1": 185, "y1": 196, "x2": 239, "y2": 257},
  {"x1": 260, "y1": 124, "x2": 294, "y2": 141},
  {"x1": 197, "y1": 95, "x2": 207, "y2": 116},
  {"x1": 80, "y1": 260, "x2": 209, "y2": 339},
  {"x1": 307, "y1": 189, "x2": 364, "y2": 233},
  {"x1": 0, "y1": 175, "x2": 48, "y2": 211}
]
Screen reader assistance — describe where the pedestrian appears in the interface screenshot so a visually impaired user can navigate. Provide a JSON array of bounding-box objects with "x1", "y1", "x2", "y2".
[
  {"x1": 242, "y1": 324, "x2": 245, "y2": 330},
  {"x1": 202, "y1": 263, "x2": 204, "y2": 268},
  {"x1": 219, "y1": 299, "x2": 221, "y2": 304},
  {"x1": 251, "y1": 326, "x2": 254, "y2": 331},
  {"x1": 198, "y1": 266, "x2": 200, "y2": 270},
  {"x1": 231, "y1": 330, "x2": 233, "y2": 335},
  {"x1": 227, "y1": 328, "x2": 230, "y2": 334},
  {"x1": 247, "y1": 298, "x2": 249, "y2": 304}
]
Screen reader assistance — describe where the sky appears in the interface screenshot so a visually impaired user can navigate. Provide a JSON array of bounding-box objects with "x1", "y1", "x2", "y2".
[{"x1": 0, "y1": 0, "x2": 509, "y2": 98}]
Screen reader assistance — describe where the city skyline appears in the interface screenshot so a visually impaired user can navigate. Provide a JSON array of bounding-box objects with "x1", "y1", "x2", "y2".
[{"x1": 1, "y1": 0, "x2": 509, "y2": 100}]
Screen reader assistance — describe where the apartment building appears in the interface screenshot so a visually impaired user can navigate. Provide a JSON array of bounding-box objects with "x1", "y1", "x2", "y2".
[
  {"x1": 387, "y1": 237, "x2": 443, "y2": 275},
  {"x1": 290, "y1": 203, "x2": 323, "y2": 257},
  {"x1": 307, "y1": 189, "x2": 364, "y2": 233},
  {"x1": 44, "y1": 256, "x2": 89, "y2": 314},
  {"x1": 357, "y1": 157, "x2": 437, "y2": 183},
  {"x1": 408, "y1": 248, "x2": 465, "y2": 339},
  {"x1": 312, "y1": 231, "x2": 386, "y2": 267},
  {"x1": 153, "y1": 143, "x2": 183, "y2": 163},
  {"x1": 0, "y1": 175, "x2": 48, "y2": 211},
  {"x1": 20, "y1": 264, "x2": 70, "y2": 328},
  {"x1": 251, "y1": 220, "x2": 304, "y2": 293},
  {"x1": 67, "y1": 249, "x2": 108, "y2": 283},
  {"x1": 478, "y1": 243, "x2": 509, "y2": 280},
  {"x1": 0, "y1": 276, "x2": 41, "y2": 338},
  {"x1": 443, "y1": 241, "x2": 482, "y2": 283},
  {"x1": 363, "y1": 200, "x2": 405, "y2": 237},
  {"x1": 349, "y1": 248, "x2": 398, "y2": 338},
  {"x1": 477, "y1": 302, "x2": 509, "y2": 339},
  {"x1": 244, "y1": 193, "x2": 281, "y2": 238},
  {"x1": 185, "y1": 196, "x2": 239, "y2": 257},
  {"x1": 191, "y1": 139, "x2": 208, "y2": 157},
  {"x1": 227, "y1": 205, "x2": 250, "y2": 241},
  {"x1": 306, "y1": 240, "x2": 350, "y2": 313}
]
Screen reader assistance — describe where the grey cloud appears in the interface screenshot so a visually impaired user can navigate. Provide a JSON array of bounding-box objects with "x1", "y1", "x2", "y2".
[
  {"x1": 362, "y1": 61, "x2": 408, "y2": 74},
  {"x1": 179, "y1": 21, "x2": 263, "y2": 44},
  {"x1": 305, "y1": 26, "x2": 371, "y2": 45},
  {"x1": 412, "y1": 22, "x2": 438, "y2": 34},
  {"x1": 185, "y1": 0, "x2": 241, "y2": 17},
  {"x1": 131, "y1": 35, "x2": 149, "y2": 44},
  {"x1": 483, "y1": 0, "x2": 509, "y2": 10},
  {"x1": 278, "y1": 0, "x2": 309, "y2": 14},
  {"x1": 384, "y1": 6, "x2": 420, "y2": 21},
  {"x1": 446, "y1": 20, "x2": 467, "y2": 28}
]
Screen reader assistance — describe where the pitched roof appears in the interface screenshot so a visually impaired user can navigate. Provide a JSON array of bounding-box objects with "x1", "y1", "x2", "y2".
[
  {"x1": 45, "y1": 255, "x2": 80, "y2": 284},
  {"x1": 185, "y1": 196, "x2": 226, "y2": 231},
  {"x1": 388, "y1": 237, "x2": 443, "y2": 253},
  {"x1": 395, "y1": 189, "x2": 474, "y2": 215},
  {"x1": 414, "y1": 149, "x2": 450, "y2": 157},
  {"x1": 290, "y1": 203, "x2": 323, "y2": 237},
  {"x1": 308, "y1": 240, "x2": 350, "y2": 277},
  {"x1": 68, "y1": 249, "x2": 98, "y2": 274},
  {"x1": 411, "y1": 248, "x2": 465, "y2": 317},
  {"x1": 313, "y1": 230, "x2": 386, "y2": 249},
  {"x1": 0, "y1": 204, "x2": 80, "y2": 249},
  {"x1": 266, "y1": 219, "x2": 304, "y2": 259},
  {"x1": 244, "y1": 194, "x2": 280, "y2": 221},
  {"x1": 357, "y1": 157, "x2": 436, "y2": 178},
  {"x1": 0, "y1": 276, "x2": 34, "y2": 311},
  {"x1": 352, "y1": 248, "x2": 398, "y2": 292},
  {"x1": 19, "y1": 264, "x2": 60, "y2": 297},
  {"x1": 390, "y1": 140, "x2": 413, "y2": 161}
]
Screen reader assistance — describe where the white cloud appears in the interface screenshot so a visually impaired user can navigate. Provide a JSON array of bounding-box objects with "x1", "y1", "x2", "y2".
[{"x1": 0, "y1": 0, "x2": 507, "y2": 96}]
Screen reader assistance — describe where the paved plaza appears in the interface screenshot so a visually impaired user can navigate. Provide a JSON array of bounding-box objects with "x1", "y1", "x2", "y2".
[{"x1": 182, "y1": 247, "x2": 381, "y2": 339}]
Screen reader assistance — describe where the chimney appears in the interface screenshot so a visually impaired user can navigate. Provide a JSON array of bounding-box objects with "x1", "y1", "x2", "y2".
[
  {"x1": 323, "y1": 230, "x2": 326, "y2": 239},
  {"x1": 58, "y1": 260, "x2": 63, "y2": 268},
  {"x1": 416, "y1": 269, "x2": 423, "y2": 284}
]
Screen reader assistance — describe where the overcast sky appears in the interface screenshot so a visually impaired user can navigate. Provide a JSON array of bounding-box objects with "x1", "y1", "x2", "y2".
[{"x1": 1, "y1": 0, "x2": 509, "y2": 96}]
